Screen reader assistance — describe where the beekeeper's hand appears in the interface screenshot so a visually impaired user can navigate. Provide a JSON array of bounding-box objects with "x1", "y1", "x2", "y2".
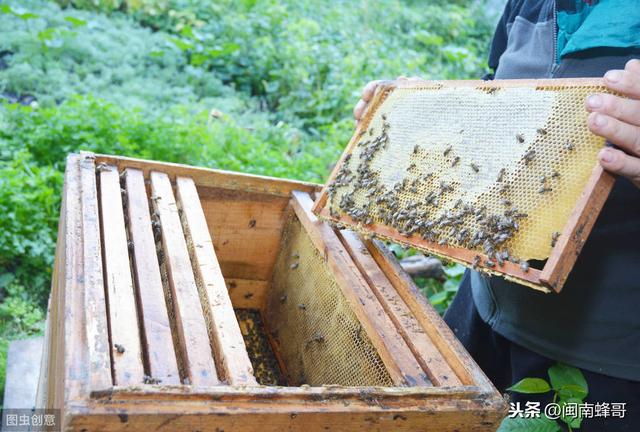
[
  {"x1": 587, "y1": 59, "x2": 640, "y2": 187},
  {"x1": 354, "y1": 76, "x2": 423, "y2": 126}
]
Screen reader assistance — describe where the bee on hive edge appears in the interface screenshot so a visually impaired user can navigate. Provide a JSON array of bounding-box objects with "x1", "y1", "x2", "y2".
[
  {"x1": 551, "y1": 231, "x2": 561, "y2": 247},
  {"x1": 444, "y1": 145, "x2": 453, "y2": 156},
  {"x1": 451, "y1": 156, "x2": 460, "y2": 167}
]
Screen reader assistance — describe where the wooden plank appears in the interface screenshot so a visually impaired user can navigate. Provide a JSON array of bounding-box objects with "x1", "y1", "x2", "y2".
[
  {"x1": 176, "y1": 176, "x2": 256, "y2": 385},
  {"x1": 290, "y1": 191, "x2": 430, "y2": 386},
  {"x1": 95, "y1": 154, "x2": 320, "y2": 198},
  {"x1": 198, "y1": 187, "x2": 290, "y2": 281},
  {"x1": 338, "y1": 229, "x2": 462, "y2": 387},
  {"x1": 150, "y1": 171, "x2": 219, "y2": 386},
  {"x1": 66, "y1": 387, "x2": 508, "y2": 432},
  {"x1": 78, "y1": 152, "x2": 113, "y2": 392},
  {"x1": 226, "y1": 278, "x2": 269, "y2": 310},
  {"x1": 38, "y1": 157, "x2": 72, "y2": 409},
  {"x1": 540, "y1": 164, "x2": 616, "y2": 292},
  {"x1": 99, "y1": 165, "x2": 145, "y2": 385},
  {"x1": 124, "y1": 168, "x2": 180, "y2": 385},
  {"x1": 365, "y1": 238, "x2": 496, "y2": 389},
  {"x1": 318, "y1": 207, "x2": 544, "y2": 290}
]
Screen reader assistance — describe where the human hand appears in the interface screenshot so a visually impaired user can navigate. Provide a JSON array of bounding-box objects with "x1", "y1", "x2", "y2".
[
  {"x1": 586, "y1": 59, "x2": 640, "y2": 187},
  {"x1": 353, "y1": 76, "x2": 423, "y2": 126}
]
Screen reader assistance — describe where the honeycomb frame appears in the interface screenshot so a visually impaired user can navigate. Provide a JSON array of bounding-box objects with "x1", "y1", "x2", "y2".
[{"x1": 313, "y1": 79, "x2": 616, "y2": 292}]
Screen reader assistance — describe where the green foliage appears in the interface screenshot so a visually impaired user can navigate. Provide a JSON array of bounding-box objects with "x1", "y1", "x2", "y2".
[
  {"x1": 507, "y1": 378, "x2": 552, "y2": 394},
  {"x1": 498, "y1": 416, "x2": 562, "y2": 432},
  {"x1": 0, "y1": 0, "x2": 495, "y2": 398},
  {"x1": 140, "y1": 0, "x2": 492, "y2": 130},
  {"x1": 502, "y1": 363, "x2": 590, "y2": 431},
  {"x1": 387, "y1": 244, "x2": 465, "y2": 315},
  {"x1": 0, "y1": 149, "x2": 63, "y2": 305}
]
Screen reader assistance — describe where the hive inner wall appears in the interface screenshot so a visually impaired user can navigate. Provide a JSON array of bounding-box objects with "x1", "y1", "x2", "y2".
[
  {"x1": 327, "y1": 84, "x2": 609, "y2": 261},
  {"x1": 264, "y1": 213, "x2": 394, "y2": 386}
]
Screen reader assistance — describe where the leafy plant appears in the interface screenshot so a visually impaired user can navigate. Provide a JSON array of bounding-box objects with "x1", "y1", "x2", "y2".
[
  {"x1": 387, "y1": 244, "x2": 465, "y2": 315},
  {"x1": 0, "y1": 0, "x2": 495, "y2": 399},
  {"x1": 499, "y1": 363, "x2": 590, "y2": 432}
]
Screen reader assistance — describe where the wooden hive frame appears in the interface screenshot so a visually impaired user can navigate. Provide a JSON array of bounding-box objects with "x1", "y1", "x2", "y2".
[
  {"x1": 312, "y1": 78, "x2": 616, "y2": 293},
  {"x1": 37, "y1": 152, "x2": 506, "y2": 431}
]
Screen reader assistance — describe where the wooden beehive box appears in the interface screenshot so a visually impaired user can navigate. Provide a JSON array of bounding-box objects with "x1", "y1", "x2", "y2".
[{"x1": 37, "y1": 152, "x2": 506, "y2": 431}]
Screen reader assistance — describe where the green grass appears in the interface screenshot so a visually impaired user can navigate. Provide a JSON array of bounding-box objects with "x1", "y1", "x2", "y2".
[{"x1": 0, "y1": 0, "x2": 494, "y2": 401}]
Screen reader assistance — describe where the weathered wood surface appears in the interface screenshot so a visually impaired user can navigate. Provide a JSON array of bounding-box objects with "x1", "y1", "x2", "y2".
[
  {"x1": 99, "y1": 165, "x2": 145, "y2": 385},
  {"x1": 124, "y1": 168, "x2": 180, "y2": 385},
  {"x1": 317, "y1": 206, "x2": 544, "y2": 290},
  {"x1": 96, "y1": 154, "x2": 320, "y2": 198},
  {"x1": 79, "y1": 153, "x2": 112, "y2": 393},
  {"x1": 365, "y1": 239, "x2": 495, "y2": 388},
  {"x1": 176, "y1": 176, "x2": 256, "y2": 385},
  {"x1": 540, "y1": 164, "x2": 615, "y2": 291},
  {"x1": 150, "y1": 171, "x2": 219, "y2": 386},
  {"x1": 291, "y1": 191, "x2": 430, "y2": 386},
  {"x1": 225, "y1": 278, "x2": 269, "y2": 309},
  {"x1": 338, "y1": 229, "x2": 462, "y2": 387},
  {"x1": 198, "y1": 187, "x2": 290, "y2": 282},
  {"x1": 39, "y1": 153, "x2": 507, "y2": 431}
]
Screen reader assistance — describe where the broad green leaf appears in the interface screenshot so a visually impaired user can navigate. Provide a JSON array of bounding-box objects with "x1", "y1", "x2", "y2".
[
  {"x1": 559, "y1": 397, "x2": 583, "y2": 429},
  {"x1": 548, "y1": 364, "x2": 588, "y2": 396},
  {"x1": 65, "y1": 16, "x2": 87, "y2": 27},
  {"x1": 167, "y1": 36, "x2": 193, "y2": 51},
  {"x1": 16, "y1": 11, "x2": 38, "y2": 20},
  {"x1": 37, "y1": 28, "x2": 56, "y2": 41},
  {"x1": 557, "y1": 383, "x2": 588, "y2": 400},
  {"x1": 507, "y1": 378, "x2": 551, "y2": 394},
  {"x1": 498, "y1": 416, "x2": 561, "y2": 432},
  {"x1": 428, "y1": 291, "x2": 448, "y2": 305}
]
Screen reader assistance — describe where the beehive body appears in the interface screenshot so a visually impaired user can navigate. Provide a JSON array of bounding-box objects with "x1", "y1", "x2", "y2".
[
  {"x1": 37, "y1": 153, "x2": 506, "y2": 431},
  {"x1": 316, "y1": 79, "x2": 615, "y2": 291}
]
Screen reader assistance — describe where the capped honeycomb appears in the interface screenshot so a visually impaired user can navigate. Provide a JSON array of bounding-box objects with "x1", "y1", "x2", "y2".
[
  {"x1": 265, "y1": 214, "x2": 393, "y2": 386},
  {"x1": 319, "y1": 80, "x2": 611, "y2": 278}
]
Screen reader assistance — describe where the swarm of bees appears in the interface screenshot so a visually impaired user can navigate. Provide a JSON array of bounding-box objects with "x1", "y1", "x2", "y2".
[{"x1": 326, "y1": 112, "x2": 573, "y2": 273}]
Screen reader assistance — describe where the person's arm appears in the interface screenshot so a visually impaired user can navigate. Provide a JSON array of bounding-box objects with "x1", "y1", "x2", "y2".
[{"x1": 587, "y1": 59, "x2": 640, "y2": 188}]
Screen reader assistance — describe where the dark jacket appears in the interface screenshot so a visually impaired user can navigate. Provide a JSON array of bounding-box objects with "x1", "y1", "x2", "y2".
[{"x1": 470, "y1": 0, "x2": 640, "y2": 380}]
